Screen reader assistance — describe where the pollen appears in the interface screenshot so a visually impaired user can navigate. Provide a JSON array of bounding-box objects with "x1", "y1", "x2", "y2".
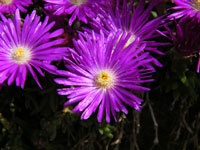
[
  {"x1": 0, "y1": 0, "x2": 13, "y2": 5},
  {"x1": 95, "y1": 71, "x2": 114, "y2": 89},
  {"x1": 198, "y1": 0, "x2": 200, "y2": 3},
  {"x1": 117, "y1": 32, "x2": 136, "y2": 50},
  {"x1": 71, "y1": 0, "x2": 86, "y2": 6},
  {"x1": 11, "y1": 46, "x2": 31, "y2": 64},
  {"x1": 14, "y1": 47, "x2": 25, "y2": 58},
  {"x1": 125, "y1": 34, "x2": 136, "y2": 48}
]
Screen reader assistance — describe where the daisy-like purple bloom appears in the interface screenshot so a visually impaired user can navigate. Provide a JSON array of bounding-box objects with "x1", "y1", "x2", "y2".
[
  {"x1": 169, "y1": 0, "x2": 200, "y2": 22},
  {"x1": 55, "y1": 30, "x2": 155, "y2": 122},
  {"x1": 0, "y1": 9, "x2": 68, "y2": 88},
  {"x1": 0, "y1": 0, "x2": 32, "y2": 13},
  {"x1": 160, "y1": 18, "x2": 200, "y2": 72},
  {"x1": 167, "y1": 18, "x2": 200, "y2": 56},
  {"x1": 43, "y1": 0, "x2": 105, "y2": 26},
  {"x1": 88, "y1": 0, "x2": 165, "y2": 57}
]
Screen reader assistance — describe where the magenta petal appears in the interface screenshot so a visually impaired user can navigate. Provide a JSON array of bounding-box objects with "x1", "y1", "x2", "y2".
[{"x1": 97, "y1": 95, "x2": 105, "y2": 122}]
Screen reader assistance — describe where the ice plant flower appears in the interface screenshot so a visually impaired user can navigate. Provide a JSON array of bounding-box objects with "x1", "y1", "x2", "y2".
[
  {"x1": 43, "y1": 0, "x2": 105, "y2": 26},
  {"x1": 0, "y1": 9, "x2": 68, "y2": 88},
  {"x1": 160, "y1": 18, "x2": 200, "y2": 72},
  {"x1": 0, "y1": 0, "x2": 32, "y2": 13},
  {"x1": 169, "y1": 0, "x2": 200, "y2": 22},
  {"x1": 88, "y1": 0, "x2": 165, "y2": 56},
  {"x1": 55, "y1": 30, "x2": 155, "y2": 122}
]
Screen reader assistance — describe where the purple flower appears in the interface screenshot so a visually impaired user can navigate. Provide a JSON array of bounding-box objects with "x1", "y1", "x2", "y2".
[
  {"x1": 161, "y1": 18, "x2": 200, "y2": 56},
  {"x1": 169, "y1": 0, "x2": 200, "y2": 22},
  {"x1": 88, "y1": 0, "x2": 165, "y2": 57},
  {"x1": 43, "y1": 0, "x2": 105, "y2": 26},
  {"x1": 0, "y1": 0, "x2": 32, "y2": 13},
  {"x1": 55, "y1": 30, "x2": 155, "y2": 122},
  {"x1": 160, "y1": 17, "x2": 200, "y2": 72},
  {"x1": 0, "y1": 9, "x2": 68, "y2": 88}
]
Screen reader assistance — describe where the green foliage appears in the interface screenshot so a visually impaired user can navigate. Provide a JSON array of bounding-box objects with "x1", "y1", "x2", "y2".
[{"x1": 155, "y1": 49, "x2": 200, "y2": 102}]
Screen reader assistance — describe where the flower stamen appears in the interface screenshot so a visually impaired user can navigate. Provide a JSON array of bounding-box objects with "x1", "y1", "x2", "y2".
[
  {"x1": 117, "y1": 32, "x2": 136, "y2": 50},
  {"x1": 125, "y1": 34, "x2": 136, "y2": 48},
  {"x1": 14, "y1": 47, "x2": 25, "y2": 58},
  {"x1": 95, "y1": 71, "x2": 114, "y2": 89},
  {"x1": 194, "y1": 0, "x2": 200, "y2": 10},
  {"x1": 71, "y1": 0, "x2": 86, "y2": 6},
  {"x1": 11, "y1": 46, "x2": 31, "y2": 64},
  {"x1": 0, "y1": 0, "x2": 13, "y2": 5}
]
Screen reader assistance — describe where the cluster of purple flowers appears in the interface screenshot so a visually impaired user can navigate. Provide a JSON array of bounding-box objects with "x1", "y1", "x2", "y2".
[
  {"x1": 0, "y1": 0, "x2": 198, "y2": 122},
  {"x1": 167, "y1": 0, "x2": 200, "y2": 72}
]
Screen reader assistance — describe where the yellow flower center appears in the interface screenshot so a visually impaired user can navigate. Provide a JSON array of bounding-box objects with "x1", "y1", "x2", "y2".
[
  {"x1": 95, "y1": 71, "x2": 114, "y2": 89},
  {"x1": 194, "y1": 0, "x2": 200, "y2": 10},
  {"x1": 71, "y1": 0, "x2": 87, "y2": 6},
  {"x1": 125, "y1": 34, "x2": 136, "y2": 48},
  {"x1": 117, "y1": 32, "x2": 136, "y2": 50},
  {"x1": 14, "y1": 47, "x2": 25, "y2": 58},
  {"x1": 11, "y1": 47, "x2": 31, "y2": 64},
  {"x1": 0, "y1": 0, "x2": 13, "y2": 5}
]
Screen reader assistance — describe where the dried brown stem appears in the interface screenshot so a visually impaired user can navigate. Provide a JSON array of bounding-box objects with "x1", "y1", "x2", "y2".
[
  {"x1": 181, "y1": 111, "x2": 193, "y2": 134},
  {"x1": 132, "y1": 110, "x2": 140, "y2": 150},
  {"x1": 146, "y1": 92, "x2": 159, "y2": 145},
  {"x1": 111, "y1": 117, "x2": 125, "y2": 150}
]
